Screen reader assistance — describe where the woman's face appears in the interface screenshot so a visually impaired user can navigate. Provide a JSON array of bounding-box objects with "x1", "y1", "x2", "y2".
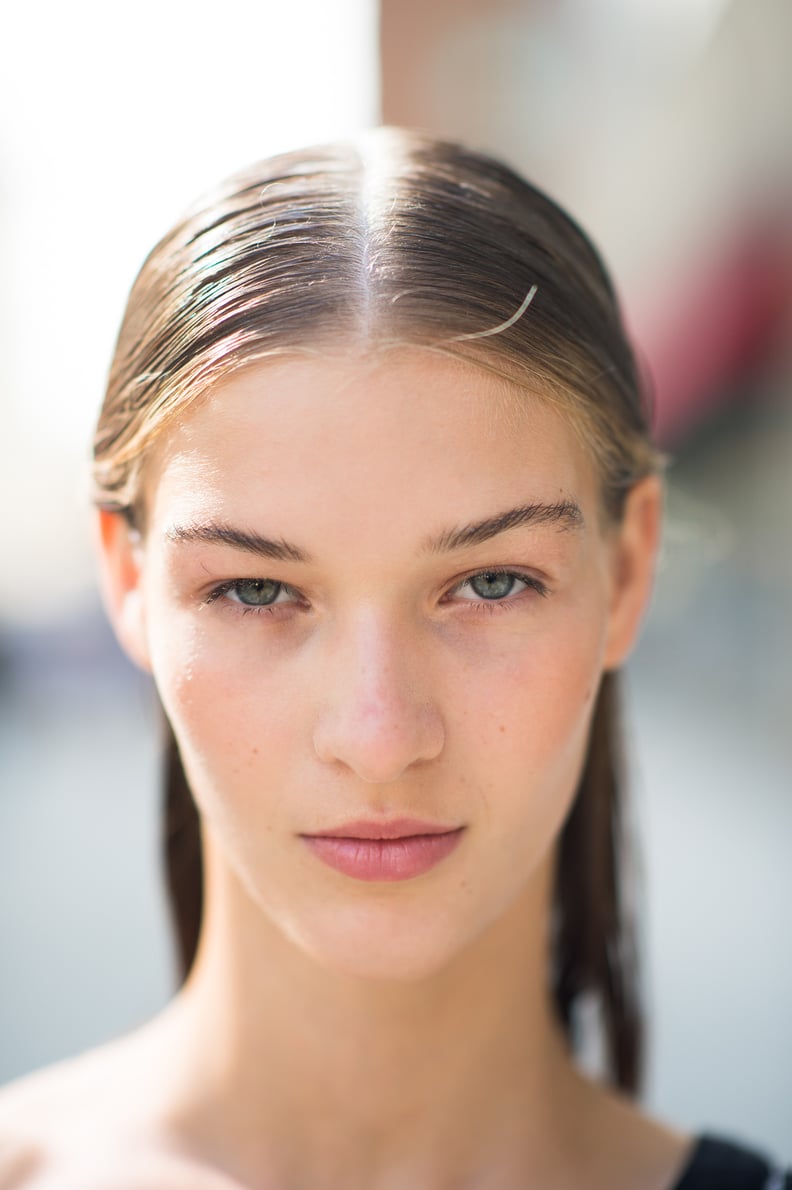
[{"x1": 100, "y1": 350, "x2": 659, "y2": 981}]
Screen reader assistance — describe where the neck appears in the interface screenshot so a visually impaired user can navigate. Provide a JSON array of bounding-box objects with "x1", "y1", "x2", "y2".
[{"x1": 159, "y1": 833, "x2": 596, "y2": 1190}]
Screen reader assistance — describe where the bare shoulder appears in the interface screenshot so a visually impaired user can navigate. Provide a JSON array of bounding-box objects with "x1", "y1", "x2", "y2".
[
  {"x1": 0, "y1": 1031, "x2": 243, "y2": 1190},
  {"x1": 0, "y1": 1052, "x2": 81, "y2": 1189}
]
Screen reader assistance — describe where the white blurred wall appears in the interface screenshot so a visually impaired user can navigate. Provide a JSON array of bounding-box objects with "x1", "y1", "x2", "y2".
[{"x1": 0, "y1": 0, "x2": 378, "y2": 624}]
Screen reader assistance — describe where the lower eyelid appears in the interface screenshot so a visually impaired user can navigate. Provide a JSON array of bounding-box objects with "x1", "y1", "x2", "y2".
[{"x1": 213, "y1": 592, "x2": 296, "y2": 618}]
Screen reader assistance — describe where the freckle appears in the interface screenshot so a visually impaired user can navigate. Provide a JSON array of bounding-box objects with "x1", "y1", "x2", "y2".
[
  {"x1": 252, "y1": 747, "x2": 259, "y2": 755},
  {"x1": 499, "y1": 724, "x2": 506, "y2": 733}
]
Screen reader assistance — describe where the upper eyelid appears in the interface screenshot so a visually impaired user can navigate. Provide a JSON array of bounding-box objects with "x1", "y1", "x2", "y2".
[{"x1": 451, "y1": 567, "x2": 533, "y2": 584}]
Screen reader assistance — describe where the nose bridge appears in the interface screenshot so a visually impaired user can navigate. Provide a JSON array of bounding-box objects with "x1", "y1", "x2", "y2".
[
  {"x1": 312, "y1": 603, "x2": 443, "y2": 782},
  {"x1": 348, "y1": 606, "x2": 413, "y2": 706}
]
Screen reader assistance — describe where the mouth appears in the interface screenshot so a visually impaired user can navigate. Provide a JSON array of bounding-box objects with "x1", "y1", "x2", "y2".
[
  {"x1": 299, "y1": 821, "x2": 466, "y2": 882},
  {"x1": 304, "y1": 817, "x2": 463, "y2": 840}
]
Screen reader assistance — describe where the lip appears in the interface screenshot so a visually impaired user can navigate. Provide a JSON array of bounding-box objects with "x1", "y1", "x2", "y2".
[
  {"x1": 299, "y1": 821, "x2": 466, "y2": 882},
  {"x1": 306, "y1": 817, "x2": 462, "y2": 840}
]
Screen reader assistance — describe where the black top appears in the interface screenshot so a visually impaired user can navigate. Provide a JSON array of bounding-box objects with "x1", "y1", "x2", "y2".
[{"x1": 672, "y1": 1134, "x2": 791, "y2": 1189}]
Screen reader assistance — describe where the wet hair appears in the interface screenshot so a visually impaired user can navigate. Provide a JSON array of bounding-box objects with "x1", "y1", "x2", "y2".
[{"x1": 93, "y1": 126, "x2": 662, "y2": 1094}]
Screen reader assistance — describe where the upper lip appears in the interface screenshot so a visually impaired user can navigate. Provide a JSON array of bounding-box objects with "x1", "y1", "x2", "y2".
[{"x1": 303, "y1": 818, "x2": 463, "y2": 840}]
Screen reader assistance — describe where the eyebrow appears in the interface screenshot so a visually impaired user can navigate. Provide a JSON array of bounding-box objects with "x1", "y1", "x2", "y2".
[
  {"x1": 165, "y1": 522, "x2": 311, "y2": 563},
  {"x1": 421, "y1": 499, "x2": 584, "y2": 554},
  {"x1": 164, "y1": 499, "x2": 584, "y2": 564}
]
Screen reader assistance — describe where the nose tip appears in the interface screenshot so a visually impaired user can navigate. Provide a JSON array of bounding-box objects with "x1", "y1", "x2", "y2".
[{"x1": 312, "y1": 693, "x2": 445, "y2": 784}]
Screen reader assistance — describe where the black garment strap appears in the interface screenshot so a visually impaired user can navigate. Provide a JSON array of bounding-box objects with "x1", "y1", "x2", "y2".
[{"x1": 673, "y1": 1134, "x2": 790, "y2": 1190}]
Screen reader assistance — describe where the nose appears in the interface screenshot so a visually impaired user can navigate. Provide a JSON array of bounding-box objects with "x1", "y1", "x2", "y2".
[{"x1": 311, "y1": 613, "x2": 445, "y2": 784}]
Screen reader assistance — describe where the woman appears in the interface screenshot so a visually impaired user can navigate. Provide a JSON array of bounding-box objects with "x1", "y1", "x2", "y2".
[{"x1": 0, "y1": 128, "x2": 787, "y2": 1189}]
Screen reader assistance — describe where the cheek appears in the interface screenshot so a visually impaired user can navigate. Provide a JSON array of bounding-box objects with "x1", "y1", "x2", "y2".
[
  {"x1": 450, "y1": 603, "x2": 606, "y2": 843},
  {"x1": 147, "y1": 612, "x2": 305, "y2": 813},
  {"x1": 455, "y1": 600, "x2": 605, "y2": 757}
]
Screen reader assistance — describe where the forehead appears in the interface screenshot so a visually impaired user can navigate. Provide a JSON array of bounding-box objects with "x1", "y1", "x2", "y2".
[{"x1": 143, "y1": 349, "x2": 599, "y2": 535}]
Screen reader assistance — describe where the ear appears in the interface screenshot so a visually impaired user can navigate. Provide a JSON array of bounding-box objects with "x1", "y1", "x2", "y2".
[
  {"x1": 94, "y1": 509, "x2": 152, "y2": 673},
  {"x1": 602, "y1": 475, "x2": 663, "y2": 671}
]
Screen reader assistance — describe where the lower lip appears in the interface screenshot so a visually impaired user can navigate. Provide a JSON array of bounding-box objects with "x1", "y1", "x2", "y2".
[{"x1": 300, "y1": 829, "x2": 465, "y2": 882}]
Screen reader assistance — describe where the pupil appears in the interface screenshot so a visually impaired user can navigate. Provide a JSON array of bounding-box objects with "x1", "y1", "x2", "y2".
[
  {"x1": 470, "y1": 572, "x2": 514, "y2": 600},
  {"x1": 237, "y1": 579, "x2": 280, "y2": 605}
]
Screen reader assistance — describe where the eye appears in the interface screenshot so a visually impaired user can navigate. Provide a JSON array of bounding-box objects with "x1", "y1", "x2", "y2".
[
  {"x1": 450, "y1": 568, "x2": 548, "y2": 607},
  {"x1": 204, "y1": 578, "x2": 302, "y2": 615},
  {"x1": 227, "y1": 579, "x2": 286, "y2": 607}
]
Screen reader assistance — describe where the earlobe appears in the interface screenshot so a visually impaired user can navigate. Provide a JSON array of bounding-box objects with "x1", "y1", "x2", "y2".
[
  {"x1": 94, "y1": 509, "x2": 152, "y2": 673},
  {"x1": 602, "y1": 475, "x2": 663, "y2": 671}
]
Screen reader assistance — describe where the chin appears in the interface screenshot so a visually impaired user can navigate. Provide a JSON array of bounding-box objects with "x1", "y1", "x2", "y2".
[
  {"x1": 277, "y1": 898, "x2": 483, "y2": 985},
  {"x1": 271, "y1": 885, "x2": 506, "y2": 985},
  {"x1": 297, "y1": 940, "x2": 465, "y2": 985}
]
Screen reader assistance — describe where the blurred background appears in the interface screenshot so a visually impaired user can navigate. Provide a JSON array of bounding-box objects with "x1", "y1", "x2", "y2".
[{"x1": 1, "y1": 0, "x2": 790, "y2": 1163}]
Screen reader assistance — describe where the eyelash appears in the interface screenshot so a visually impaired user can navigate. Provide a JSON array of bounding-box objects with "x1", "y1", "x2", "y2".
[
  {"x1": 202, "y1": 568, "x2": 549, "y2": 621},
  {"x1": 451, "y1": 569, "x2": 550, "y2": 615}
]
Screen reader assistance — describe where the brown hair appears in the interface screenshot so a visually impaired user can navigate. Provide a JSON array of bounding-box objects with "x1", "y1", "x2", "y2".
[{"x1": 94, "y1": 127, "x2": 661, "y2": 1094}]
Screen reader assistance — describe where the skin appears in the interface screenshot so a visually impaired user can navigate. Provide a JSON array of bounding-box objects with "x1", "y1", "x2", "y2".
[{"x1": 0, "y1": 350, "x2": 694, "y2": 1189}]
